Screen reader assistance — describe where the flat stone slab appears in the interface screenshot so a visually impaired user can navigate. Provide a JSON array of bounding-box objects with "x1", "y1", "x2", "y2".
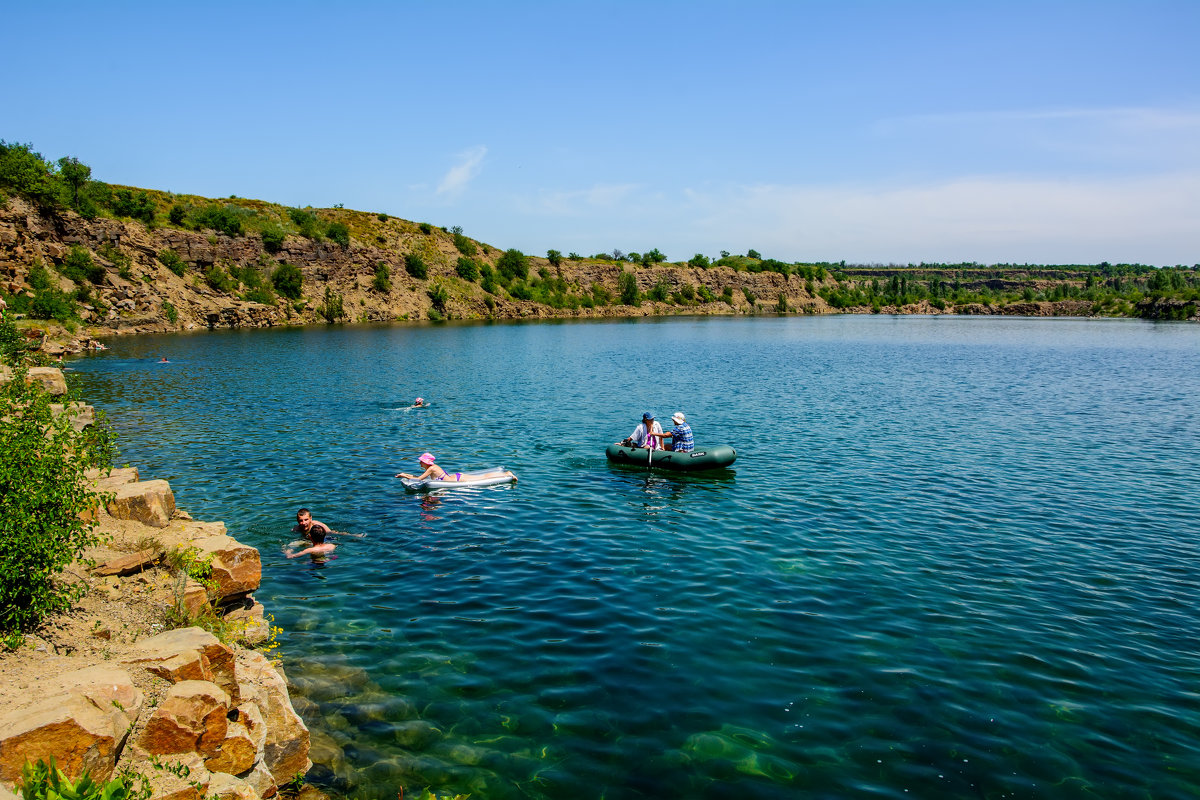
[{"x1": 93, "y1": 548, "x2": 162, "y2": 576}]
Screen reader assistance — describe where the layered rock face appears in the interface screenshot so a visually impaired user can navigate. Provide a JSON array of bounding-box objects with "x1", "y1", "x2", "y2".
[{"x1": 0, "y1": 369, "x2": 309, "y2": 800}]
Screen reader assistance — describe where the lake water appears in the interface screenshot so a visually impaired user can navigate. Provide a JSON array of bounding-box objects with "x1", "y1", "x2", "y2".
[{"x1": 70, "y1": 315, "x2": 1200, "y2": 799}]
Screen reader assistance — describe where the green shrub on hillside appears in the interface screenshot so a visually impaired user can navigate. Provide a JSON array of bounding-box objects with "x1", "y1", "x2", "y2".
[
  {"x1": 319, "y1": 286, "x2": 345, "y2": 323},
  {"x1": 455, "y1": 257, "x2": 479, "y2": 282},
  {"x1": 272, "y1": 263, "x2": 304, "y2": 299},
  {"x1": 373, "y1": 262, "x2": 392, "y2": 293},
  {"x1": 688, "y1": 254, "x2": 711, "y2": 269},
  {"x1": 28, "y1": 292, "x2": 74, "y2": 323},
  {"x1": 57, "y1": 157, "x2": 91, "y2": 209},
  {"x1": 0, "y1": 334, "x2": 115, "y2": 639},
  {"x1": 193, "y1": 204, "x2": 244, "y2": 237},
  {"x1": 159, "y1": 248, "x2": 186, "y2": 276},
  {"x1": 647, "y1": 278, "x2": 670, "y2": 303},
  {"x1": 204, "y1": 264, "x2": 235, "y2": 293},
  {"x1": 618, "y1": 271, "x2": 640, "y2": 306},
  {"x1": 405, "y1": 253, "x2": 427, "y2": 280},
  {"x1": 427, "y1": 283, "x2": 449, "y2": 312},
  {"x1": 591, "y1": 282, "x2": 613, "y2": 306},
  {"x1": 162, "y1": 299, "x2": 179, "y2": 323},
  {"x1": 0, "y1": 140, "x2": 61, "y2": 209},
  {"x1": 60, "y1": 245, "x2": 106, "y2": 284},
  {"x1": 228, "y1": 263, "x2": 265, "y2": 290},
  {"x1": 169, "y1": 203, "x2": 188, "y2": 226},
  {"x1": 110, "y1": 188, "x2": 156, "y2": 223},
  {"x1": 288, "y1": 207, "x2": 322, "y2": 239},
  {"x1": 418, "y1": 222, "x2": 432, "y2": 235},
  {"x1": 453, "y1": 231, "x2": 476, "y2": 256},
  {"x1": 326, "y1": 221, "x2": 350, "y2": 247},
  {"x1": 28, "y1": 263, "x2": 53, "y2": 292},
  {"x1": 480, "y1": 268, "x2": 498, "y2": 295},
  {"x1": 261, "y1": 225, "x2": 286, "y2": 253},
  {"x1": 244, "y1": 285, "x2": 276, "y2": 305},
  {"x1": 496, "y1": 249, "x2": 528, "y2": 282}
]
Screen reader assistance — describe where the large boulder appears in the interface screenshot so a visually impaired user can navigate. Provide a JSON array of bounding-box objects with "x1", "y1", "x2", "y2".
[
  {"x1": 234, "y1": 651, "x2": 310, "y2": 784},
  {"x1": 203, "y1": 721, "x2": 257, "y2": 775},
  {"x1": 206, "y1": 771, "x2": 262, "y2": 800},
  {"x1": 106, "y1": 479, "x2": 176, "y2": 527},
  {"x1": 58, "y1": 666, "x2": 145, "y2": 729},
  {"x1": 239, "y1": 762, "x2": 278, "y2": 799},
  {"x1": 25, "y1": 367, "x2": 67, "y2": 395},
  {"x1": 134, "y1": 680, "x2": 229, "y2": 758},
  {"x1": 0, "y1": 694, "x2": 128, "y2": 784},
  {"x1": 190, "y1": 535, "x2": 261, "y2": 601},
  {"x1": 123, "y1": 628, "x2": 238, "y2": 704}
]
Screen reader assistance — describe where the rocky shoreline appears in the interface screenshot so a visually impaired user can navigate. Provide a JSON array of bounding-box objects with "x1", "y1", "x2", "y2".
[{"x1": 0, "y1": 367, "x2": 313, "y2": 800}]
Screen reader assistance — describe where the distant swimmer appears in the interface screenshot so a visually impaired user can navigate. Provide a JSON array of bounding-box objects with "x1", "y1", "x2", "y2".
[
  {"x1": 158, "y1": 357, "x2": 169, "y2": 363},
  {"x1": 413, "y1": 397, "x2": 426, "y2": 407}
]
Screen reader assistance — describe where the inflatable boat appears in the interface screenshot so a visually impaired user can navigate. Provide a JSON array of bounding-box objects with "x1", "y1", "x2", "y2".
[
  {"x1": 399, "y1": 467, "x2": 516, "y2": 491},
  {"x1": 605, "y1": 444, "x2": 736, "y2": 471}
]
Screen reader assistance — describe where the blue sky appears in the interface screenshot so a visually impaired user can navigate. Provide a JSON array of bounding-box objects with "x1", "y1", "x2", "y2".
[{"x1": 4, "y1": 1, "x2": 1197, "y2": 265}]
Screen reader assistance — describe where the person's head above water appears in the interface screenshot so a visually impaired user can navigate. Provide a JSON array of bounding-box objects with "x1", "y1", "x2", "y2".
[
  {"x1": 419, "y1": 452, "x2": 436, "y2": 465},
  {"x1": 296, "y1": 508, "x2": 314, "y2": 530},
  {"x1": 414, "y1": 397, "x2": 424, "y2": 405},
  {"x1": 309, "y1": 528, "x2": 326, "y2": 545}
]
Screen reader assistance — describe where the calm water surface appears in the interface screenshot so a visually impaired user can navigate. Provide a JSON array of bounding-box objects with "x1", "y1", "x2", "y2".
[{"x1": 70, "y1": 315, "x2": 1200, "y2": 799}]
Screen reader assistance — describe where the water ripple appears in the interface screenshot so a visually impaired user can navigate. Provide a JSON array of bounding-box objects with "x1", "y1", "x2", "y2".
[{"x1": 70, "y1": 317, "x2": 1200, "y2": 799}]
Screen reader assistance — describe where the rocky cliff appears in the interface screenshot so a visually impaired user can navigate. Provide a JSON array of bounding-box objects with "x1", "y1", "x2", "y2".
[
  {"x1": 0, "y1": 367, "x2": 311, "y2": 800},
  {"x1": 0, "y1": 194, "x2": 836, "y2": 336}
]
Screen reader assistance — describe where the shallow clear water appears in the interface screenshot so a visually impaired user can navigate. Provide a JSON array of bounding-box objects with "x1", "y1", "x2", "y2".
[{"x1": 71, "y1": 315, "x2": 1200, "y2": 799}]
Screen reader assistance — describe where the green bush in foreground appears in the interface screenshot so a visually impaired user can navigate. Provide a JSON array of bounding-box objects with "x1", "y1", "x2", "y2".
[
  {"x1": 1, "y1": 319, "x2": 115, "y2": 640},
  {"x1": 18, "y1": 757, "x2": 137, "y2": 800}
]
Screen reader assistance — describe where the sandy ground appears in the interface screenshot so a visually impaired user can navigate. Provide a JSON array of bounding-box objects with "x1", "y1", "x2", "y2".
[{"x1": 0, "y1": 514, "x2": 189, "y2": 713}]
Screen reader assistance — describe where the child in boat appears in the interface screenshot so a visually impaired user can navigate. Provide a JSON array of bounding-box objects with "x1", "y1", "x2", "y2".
[{"x1": 395, "y1": 452, "x2": 516, "y2": 483}]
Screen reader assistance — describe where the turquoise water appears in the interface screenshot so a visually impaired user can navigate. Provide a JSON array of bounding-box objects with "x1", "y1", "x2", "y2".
[{"x1": 70, "y1": 316, "x2": 1200, "y2": 799}]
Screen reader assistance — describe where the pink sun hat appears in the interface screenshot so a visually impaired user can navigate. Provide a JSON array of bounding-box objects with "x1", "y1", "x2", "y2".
[{"x1": 419, "y1": 452, "x2": 436, "y2": 464}]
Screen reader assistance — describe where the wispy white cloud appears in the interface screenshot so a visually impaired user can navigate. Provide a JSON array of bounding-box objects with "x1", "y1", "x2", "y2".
[
  {"x1": 519, "y1": 183, "x2": 644, "y2": 216},
  {"x1": 436, "y1": 146, "x2": 487, "y2": 197},
  {"x1": 680, "y1": 171, "x2": 1200, "y2": 265}
]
